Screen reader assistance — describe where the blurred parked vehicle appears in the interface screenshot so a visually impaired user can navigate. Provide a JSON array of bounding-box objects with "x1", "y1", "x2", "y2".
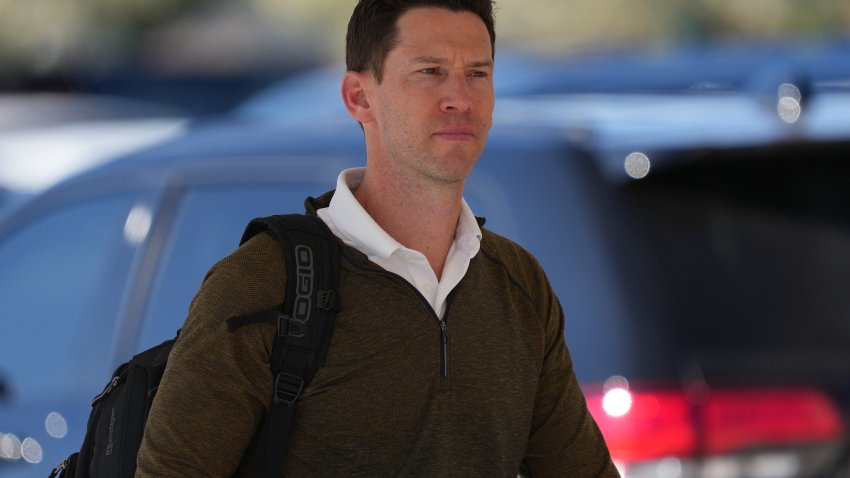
[
  {"x1": 0, "y1": 186, "x2": 29, "y2": 222},
  {"x1": 237, "y1": 41, "x2": 850, "y2": 125},
  {"x1": 2, "y1": 44, "x2": 850, "y2": 477},
  {"x1": 507, "y1": 41, "x2": 850, "y2": 96},
  {"x1": 0, "y1": 93, "x2": 188, "y2": 194}
]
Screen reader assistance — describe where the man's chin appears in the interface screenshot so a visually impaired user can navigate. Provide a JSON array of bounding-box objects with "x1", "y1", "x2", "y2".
[
  {"x1": 426, "y1": 156, "x2": 479, "y2": 185},
  {"x1": 438, "y1": 143, "x2": 483, "y2": 162}
]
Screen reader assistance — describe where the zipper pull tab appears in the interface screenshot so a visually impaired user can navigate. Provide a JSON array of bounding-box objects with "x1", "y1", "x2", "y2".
[
  {"x1": 49, "y1": 456, "x2": 72, "y2": 478},
  {"x1": 91, "y1": 375, "x2": 120, "y2": 406}
]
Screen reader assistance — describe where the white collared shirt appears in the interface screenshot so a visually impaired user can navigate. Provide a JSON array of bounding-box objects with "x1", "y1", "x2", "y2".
[{"x1": 317, "y1": 167, "x2": 482, "y2": 318}]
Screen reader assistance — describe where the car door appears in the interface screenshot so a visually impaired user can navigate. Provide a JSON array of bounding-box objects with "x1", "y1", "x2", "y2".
[
  {"x1": 0, "y1": 189, "x2": 153, "y2": 477},
  {"x1": 132, "y1": 172, "x2": 341, "y2": 353}
]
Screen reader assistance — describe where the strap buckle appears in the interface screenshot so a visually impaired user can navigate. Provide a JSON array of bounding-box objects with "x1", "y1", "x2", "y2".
[
  {"x1": 277, "y1": 315, "x2": 305, "y2": 338},
  {"x1": 274, "y1": 372, "x2": 305, "y2": 406}
]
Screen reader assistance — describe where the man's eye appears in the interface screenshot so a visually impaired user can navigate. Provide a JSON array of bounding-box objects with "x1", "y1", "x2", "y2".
[
  {"x1": 419, "y1": 68, "x2": 438, "y2": 74},
  {"x1": 469, "y1": 70, "x2": 489, "y2": 78}
]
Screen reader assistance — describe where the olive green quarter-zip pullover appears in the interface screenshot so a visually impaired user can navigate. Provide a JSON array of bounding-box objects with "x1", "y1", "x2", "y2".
[{"x1": 137, "y1": 197, "x2": 618, "y2": 477}]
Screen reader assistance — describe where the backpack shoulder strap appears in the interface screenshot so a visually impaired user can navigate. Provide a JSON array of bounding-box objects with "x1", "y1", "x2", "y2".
[{"x1": 227, "y1": 213, "x2": 340, "y2": 477}]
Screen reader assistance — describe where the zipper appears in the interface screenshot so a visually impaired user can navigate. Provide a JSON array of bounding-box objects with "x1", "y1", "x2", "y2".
[
  {"x1": 50, "y1": 456, "x2": 71, "y2": 477},
  {"x1": 437, "y1": 297, "x2": 455, "y2": 390},
  {"x1": 342, "y1": 249, "x2": 454, "y2": 384},
  {"x1": 439, "y1": 320, "x2": 449, "y2": 378},
  {"x1": 91, "y1": 375, "x2": 121, "y2": 406}
]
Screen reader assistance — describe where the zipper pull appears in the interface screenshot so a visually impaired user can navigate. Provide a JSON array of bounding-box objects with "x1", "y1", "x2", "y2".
[
  {"x1": 439, "y1": 321, "x2": 449, "y2": 377},
  {"x1": 51, "y1": 456, "x2": 70, "y2": 475},
  {"x1": 91, "y1": 375, "x2": 120, "y2": 406}
]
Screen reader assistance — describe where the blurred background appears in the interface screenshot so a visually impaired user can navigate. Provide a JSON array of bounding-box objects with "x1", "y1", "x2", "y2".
[
  {"x1": 2, "y1": 0, "x2": 850, "y2": 111},
  {"x1": 2, "y1": 0, "x2": 849, "y2": 192},
  {"x1": 2, "y1": 1, "x2": 850, "y2": 477}
]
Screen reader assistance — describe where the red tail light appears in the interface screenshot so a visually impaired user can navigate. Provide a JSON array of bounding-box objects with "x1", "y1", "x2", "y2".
[
  {"x1": 586, "y1": 389, "x2": 695, "y2": 462},
  {"x1": 584, "y1": 384, "x2": 845, "y2": 465},
  {"x1": 703, "y1": 388, "x2": 844, "y2": 454}
]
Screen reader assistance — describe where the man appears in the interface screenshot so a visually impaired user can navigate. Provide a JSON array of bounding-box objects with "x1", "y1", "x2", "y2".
[{"x1": 137, "y1": 0, "x2": 619, "y2": 476}]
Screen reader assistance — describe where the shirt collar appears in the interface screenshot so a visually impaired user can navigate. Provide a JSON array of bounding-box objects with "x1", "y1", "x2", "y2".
[
  {"x1": 325, "y1": 167, "x2": 482, "y2": 261},
  {"x1": 456, "y1": 199, "x2": 483, "y2": 257}
]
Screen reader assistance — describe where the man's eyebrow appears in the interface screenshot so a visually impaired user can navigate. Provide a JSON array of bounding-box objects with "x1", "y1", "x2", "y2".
[
  {"x1": 410, "y1": 56, "x2": 445, "y2": 65},
  {"x1": 469, "y1": 60, "x2": 494, "y2": 69},
  {"x1": 410, "y1": 56, "x2": 493, "y2": 68}
]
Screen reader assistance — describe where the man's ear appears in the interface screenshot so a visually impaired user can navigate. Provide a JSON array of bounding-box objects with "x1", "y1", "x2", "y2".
[{"x1": 342, "y1": 71, "x2": 375, "y2": 124}]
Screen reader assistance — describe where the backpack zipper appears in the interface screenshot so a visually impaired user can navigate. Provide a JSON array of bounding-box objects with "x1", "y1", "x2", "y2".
[
  {"x1": 50, "y1": 456, "x2": 72, "y2": 477},
  {"x1": 91, "y1": 375, "x2": 121, "y2": 407}
]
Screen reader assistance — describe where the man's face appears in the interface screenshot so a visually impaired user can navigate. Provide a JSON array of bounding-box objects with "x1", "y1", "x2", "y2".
[{"x1": 364, "y1": 7, "x2": 494, "y2": 186}]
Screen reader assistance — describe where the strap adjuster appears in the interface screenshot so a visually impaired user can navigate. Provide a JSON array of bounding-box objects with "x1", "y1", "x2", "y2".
[
  {"x1": 274, "y1": 372, "x2": 305, "y2": 405},
  {"x1": 277, "y1": 315, "x2": 305, "y2": 338},
  {"x1": 317, "y1": 290, "x2": 338, "y2": 312}
]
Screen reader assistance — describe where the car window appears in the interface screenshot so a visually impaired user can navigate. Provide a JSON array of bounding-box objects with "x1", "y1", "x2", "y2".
[
  {"x1": 0, "y1": 193, "x2": 140, "y2": 403},
  {"x1": 625, "y1": 149, "x2": 850, "y2": 381},
  {"x1": 136, "y1": 182, "x2": 326, "y2": 351}
]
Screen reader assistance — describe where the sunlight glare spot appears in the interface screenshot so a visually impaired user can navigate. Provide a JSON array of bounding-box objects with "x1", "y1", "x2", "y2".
[
  {"x1": 603, "y1": 375, "x2": 630, "y2": 392},
  {"x1": 603, "y1": 388, "x2": 633, "y2": 417},
  {"x1": 21, "y1": 437, "x2": 42, "y2": 464},
  {"x1": 777, "y1": 97, "x2": 801, "y2": 124},
  {"x1": 46, "y1": 411, "x2": 69, "y2": 439},
  {"x1": 124, "y1": 205, "x2": 152, "y2": 245},
  {"x1": 778, "y1": 83, "x2": 801, "y2": 102},
  {"x1": 625, "y1": 152, "x2": 651, "y2": 179},
  {"x1": 1, "y1": 433, "x2": 22, "y2": 460}
]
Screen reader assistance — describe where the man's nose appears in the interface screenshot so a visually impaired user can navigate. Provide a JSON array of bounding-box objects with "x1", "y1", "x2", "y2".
[{"x1": 440, "y1": 75, "x2": 473, "y2": 113}]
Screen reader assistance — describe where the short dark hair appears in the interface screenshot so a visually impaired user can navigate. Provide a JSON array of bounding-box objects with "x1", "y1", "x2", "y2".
[{"x1": 346, "y1": 0, "x2": 496, "y2": 83}]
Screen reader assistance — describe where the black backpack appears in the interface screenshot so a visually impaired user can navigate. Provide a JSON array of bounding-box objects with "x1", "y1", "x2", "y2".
[{"x1": 50, "y1": 213, "x2": 340, "y2": 477}]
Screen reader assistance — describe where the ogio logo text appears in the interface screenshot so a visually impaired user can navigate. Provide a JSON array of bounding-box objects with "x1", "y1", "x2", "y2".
[{"x1": 292, "y1": 245, "x2": 313, "y2": 323}]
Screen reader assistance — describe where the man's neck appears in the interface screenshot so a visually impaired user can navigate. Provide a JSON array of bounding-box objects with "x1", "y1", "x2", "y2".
[{"x1": 353, "y1": 167, "x2": 463, "y2": 280}]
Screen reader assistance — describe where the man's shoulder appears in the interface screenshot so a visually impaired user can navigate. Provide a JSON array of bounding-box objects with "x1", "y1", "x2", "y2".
[
  {"x1": 477, "y1": 228, "x2": 550, "y2": 293},
  {"x1": 187, "y1": 230, "x2": 286, "y2": 319},
  {"x1": 479, "y1": 228, "x2": 542, "y2": 272},
  {"x1": 209, "y1": 229, "x2": 284, "y2": 284}
]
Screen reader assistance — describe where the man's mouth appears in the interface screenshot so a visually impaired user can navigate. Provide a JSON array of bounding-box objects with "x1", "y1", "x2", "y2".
[{"x1": 433, "y1": 128, "x2": 475, "y2": 141}]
